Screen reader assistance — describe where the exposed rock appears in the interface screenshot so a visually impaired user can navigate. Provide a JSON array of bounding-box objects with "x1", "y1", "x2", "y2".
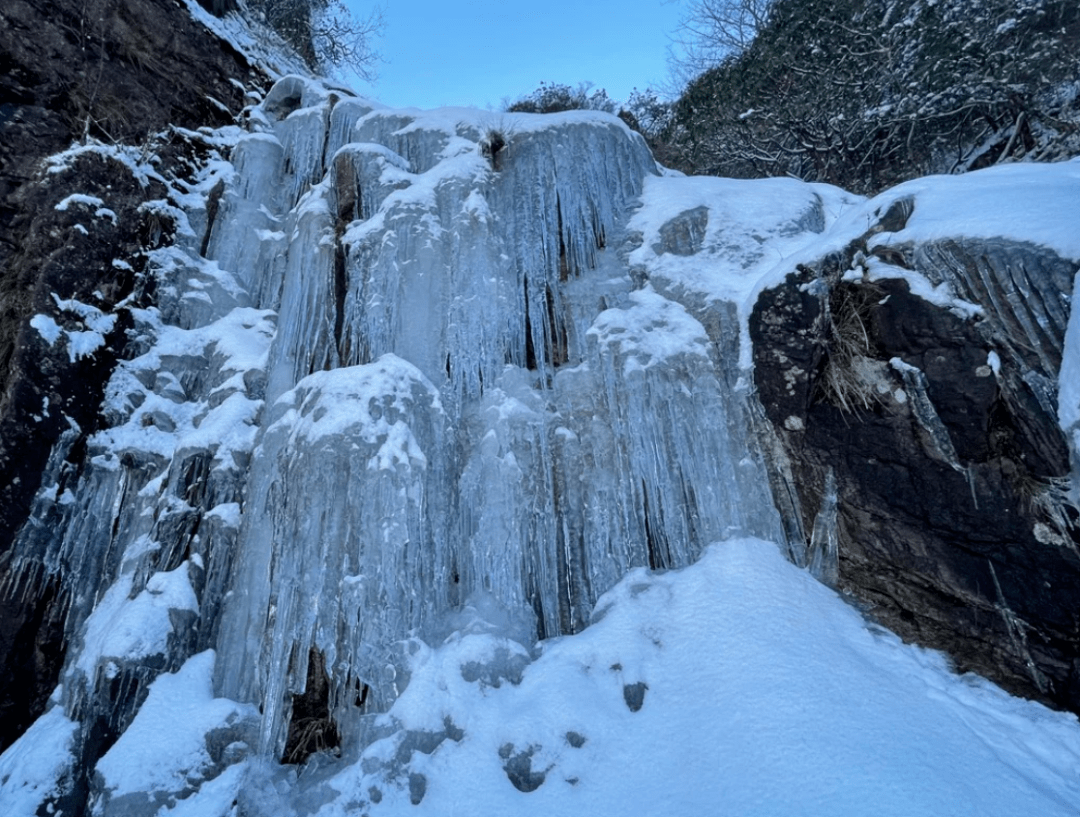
[
  {"x1": 499, "y1": 743, "x2": 549, "y2": 793},
  {"x1": 0, "y1": 0, "x2": 264, "y2": 755},
  {"x1": 750, "y1": 222, "x2": 1080, "y2": 711},
  {"x1": 622, "y1": 681, "x2": 648, "y2": 712},
  {"x1": 282, "y1": 649, "x2": 341, "y2": 765}
]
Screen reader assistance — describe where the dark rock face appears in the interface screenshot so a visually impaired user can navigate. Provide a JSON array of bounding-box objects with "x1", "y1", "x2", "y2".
[
  {"x1": 751, "y1": 223, "x2": 1080, "y2": 711},
  {"x1": 0, "y1": 0, "x2": 262, "y2": 753},
  {"x1": 0, "y1": 0, "x2": 256, "y2": 558},
  {"x1": 282, "y1": 649, "x2": 341, "y2": 764}
]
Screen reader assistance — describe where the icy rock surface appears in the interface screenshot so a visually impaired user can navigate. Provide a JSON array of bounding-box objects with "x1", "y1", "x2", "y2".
[
  {"x1": 1, "y1": 72, "x2": 790, "y2": 810},
  {"x1": 203, "y1": 85, "x2": 789, "y2": 758},
  {"x1": 3, "y1": 70, "x2": 1080, "y2": 815}
]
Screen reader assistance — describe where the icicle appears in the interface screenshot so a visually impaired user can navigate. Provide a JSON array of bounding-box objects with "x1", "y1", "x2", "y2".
[
  {"x1": 988, "y1": 560, "x2": 1049, "y2": 694},
  {"x1": 1060, "y1": 271, "x2": 1080, "y2": 508},
  {"x1": 808, "y1": 468, "x2": 840, "y2": 588},
  {"x1": 889, "y1": 357, "x2": 964, "y2": 471},
  {"x1": 5, "y1": 73, "x2": 794, "y2": 782}
]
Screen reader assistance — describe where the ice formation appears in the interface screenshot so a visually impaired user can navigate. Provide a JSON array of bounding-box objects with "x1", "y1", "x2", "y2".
[
  {"x1": 1, "y1": 72, "x2": 791, "y2": 795},
  {"x1": 4, "y1": 69, "x2": 1080, "y2": 815}
]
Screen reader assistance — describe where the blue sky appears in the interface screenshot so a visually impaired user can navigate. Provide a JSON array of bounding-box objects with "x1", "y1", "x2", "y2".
[{"x1": 342, "y1": 1, "x2": 684, "y2": 110}]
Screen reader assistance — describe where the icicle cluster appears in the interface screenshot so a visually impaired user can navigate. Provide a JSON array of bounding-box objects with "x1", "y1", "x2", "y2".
[{"x1": 3, "y1": 75, "x2": 786, "y2": 780}]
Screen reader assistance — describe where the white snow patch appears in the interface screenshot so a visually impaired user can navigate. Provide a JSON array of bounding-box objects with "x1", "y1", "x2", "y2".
[
  {"x1": 862, "y1": 257, "x2": 982, "y2": 318},
  {"x1": 270, "y1": 354, "x2": 442, "y2": 464},
  {"x1": 65, "y1": 329, "x2": 107, "y2": 361},
  {"x1": 1060, "y1": 270, "x2": 1080, "y2": 431},
  {"x1": 45, "y1": 141, "x2": 166, "y2": 187},
  {"x1": 29, "y1": 314, "x2": 62, "y2": 345},
  {"x1": 55, "y1": 193, "x2": 105, "y2": 211},
  {"x1": 95, "y1": 650, "x2": 256, "y2": 799},
  {"x1": 587, "y1": 286, "x2": 710, "y2": 374},
  {"x1": 862, "y1": 161, "x2": 1080, "y2": 262},
  {"x1": 0, "y1": 705, "x2": 78, "y2": 817},
  {"x1": 205, "y1": 502, "x2": 242, "y2": 529},
  {"x1": 75, "y1": 561, "x2": 199, "y2": 678},
  {"x1": 95, "y1": 306, "x2": 274, "y2": 466}
]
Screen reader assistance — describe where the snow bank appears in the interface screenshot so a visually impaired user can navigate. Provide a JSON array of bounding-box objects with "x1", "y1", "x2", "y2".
[
  {"x1": 95, "y1": 651, "x2": 256, "y2": 800},
  {"x1": 75, "y1": 561, "x2": 199, "y2": 678},
  {"x1": 864, "y1": 160, "x2": 1080, "y2": 262},
  {"x1": 313, "y1": 539, "x2": 1080, "y2": 816}
]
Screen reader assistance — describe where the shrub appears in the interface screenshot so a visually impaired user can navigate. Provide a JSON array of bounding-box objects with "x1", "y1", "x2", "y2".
[
  {"x1": 664, "y1": 0, "x2": 1080, "y2": 192},
  {"x1": 507, "y1": 81, "x2": 617, "y2": 115}
]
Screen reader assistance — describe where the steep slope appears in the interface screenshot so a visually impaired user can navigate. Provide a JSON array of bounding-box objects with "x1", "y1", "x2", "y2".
[
  {"x1": 0, "y1": 1, "x2": 1079, "y2": 815},
  {"x1": 0, "y1": 0, "x2": 270, "y2": 756}
]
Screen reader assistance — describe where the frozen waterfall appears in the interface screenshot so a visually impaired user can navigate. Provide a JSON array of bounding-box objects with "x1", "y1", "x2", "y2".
[
  {"x1": 7, "y1": 68, "x2": 1080, "y2": 817},
  {"x1": 2, "y1": 75, "x2": 787, "y2": 776}
]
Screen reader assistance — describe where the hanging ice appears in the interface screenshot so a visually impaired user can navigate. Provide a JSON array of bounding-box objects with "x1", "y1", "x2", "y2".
[
  {"x1": 1, "y1": 74, "x2": 788, "y2": 793},
  {"x1": 204, "y1": 79, "x2": 791, "y2": 757}
]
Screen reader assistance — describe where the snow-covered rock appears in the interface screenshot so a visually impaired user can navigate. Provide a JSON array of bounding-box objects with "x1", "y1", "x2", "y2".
[{"x1": 1, "y1": 50, "x2": 1079, "y2": 817}]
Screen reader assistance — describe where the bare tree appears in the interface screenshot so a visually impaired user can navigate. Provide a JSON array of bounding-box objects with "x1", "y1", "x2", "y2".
[
  {"x1": 668, "y1": 0, "x2": 774, "y2": 82},
  {"x1": 664, "y1": 0, "x2": 1080, "y2": 193},
  {"x1": 249, "y1": 0, "x2": 383, "y2": 77},
  {"x1": 311, "y1": 1, "x2": 382, "y2": 78}
]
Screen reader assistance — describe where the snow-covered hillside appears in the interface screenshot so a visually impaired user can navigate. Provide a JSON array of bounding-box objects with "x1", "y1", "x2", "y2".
[
  {"x1": 1, "y1": 64, "x2": 1079, "y2": 816},
  {"x1": 10, "y1": 539, "x2": 1080, "y2": 816}
]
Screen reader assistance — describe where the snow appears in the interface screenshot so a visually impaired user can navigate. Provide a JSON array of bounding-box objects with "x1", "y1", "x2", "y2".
[
  {"x1": 74, "y1": 561, "x2": 199, "y2": 678},
  {"x1": 0, "y1": 705, "x2": 77, "y2": 817},
  {"x1": 156, "y1": 762, "x2": 248, "y2": 817},
  {"x1": 863, "y1": 161, "x2": 1080, "y2": 262},
  {"x1": 857, "y1": 256, "x2": 983, "y2": 319},
  {"x1": 177, "y1": 0, "x2": 310, "y2": 79},
  {"x1": 28, "y1": 296, "x2": 119, "y2": 362},
  {"x1": 628, "y1": 175, "x2": 852, "y2": 307},
  {"x1": 65, "y1": 329, "x2": 108, "y2": 361},
  {"x1": 205, "y1": 501, "x2": 242, "y2": 528},
  {"x1": 95, "y1": 305, "x2": 274, "y2": 466},
  {"x1": 28, "y1": 314, "x2": 62, "y2": 345},
  {"x1": 54, "y1": 193, "x2": 105, "y2": 211},
  {"x1": 95, "y1": 650, "x2": 256, "y2": 799},
  {"x1": 627, "y1": 174, "x2": 861, "y2": 367},
  {"x1": 587, "y1": 285, "x2": 711, "y2": 374},
  {"x1": 310, "y1": 539, "x2": 1080, "y2": 817},
  {"x1": 269, "y1": 354, "x2": 441, "y2": 461},
  {"x1": 628, "y1": 159, "x2": 1080, "y2": 371},
  {"x1": 45, "y1": 141, "x2": 166, "y2": 187},
  {"x1": 51, "y1": 294, "x2": 116, "y2": 332},
  {"x1": 53, "y1": 192, "x2": 119, "y2": 224}
]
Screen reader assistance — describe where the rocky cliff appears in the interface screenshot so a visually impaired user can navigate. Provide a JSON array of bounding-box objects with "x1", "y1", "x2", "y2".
[
  {"x1": 750, "y1": 176, "x2": 1080, "y2": 710},
  {"x1": 0, "y1": 1, "x2": 1079, "y2": 815},
  {"x1": 0, "y1": 0, "x2": 263, "y2": 755}
]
